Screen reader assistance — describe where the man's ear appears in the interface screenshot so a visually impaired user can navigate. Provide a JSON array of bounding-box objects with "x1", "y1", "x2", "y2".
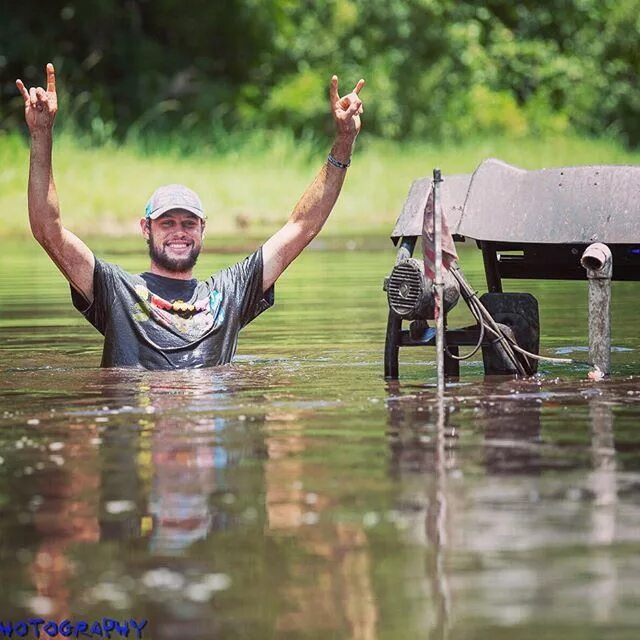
[{"x1": 140, "y1": 217, "x2": 150, "y2": 240}]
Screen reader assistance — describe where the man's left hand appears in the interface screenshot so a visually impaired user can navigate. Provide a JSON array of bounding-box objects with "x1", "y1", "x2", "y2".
[{"x1": 329, "y1": 75, "x2": 365, "y2": 139}]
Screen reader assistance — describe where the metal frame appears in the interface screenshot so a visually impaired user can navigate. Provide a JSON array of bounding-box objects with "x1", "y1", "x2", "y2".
[
  {"x1": 385, "y1": 159, "x2": 640, "y2": 380},
  {"x1": 479, "y1": 241, "x2": 640, "y2": 292}
]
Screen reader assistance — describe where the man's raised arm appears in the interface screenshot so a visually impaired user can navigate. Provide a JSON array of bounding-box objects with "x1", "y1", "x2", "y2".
[
  {"x1": 16, "y1": 63, "x2": 95, "y2": 302},
  {"x1": 261, "y1": 75, "x2": 365, "y2": 292}
]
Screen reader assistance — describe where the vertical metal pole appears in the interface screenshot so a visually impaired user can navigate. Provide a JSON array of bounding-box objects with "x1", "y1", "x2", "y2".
[{"x1": 433, "y1": 168, "x2": 445, "y2": 396}]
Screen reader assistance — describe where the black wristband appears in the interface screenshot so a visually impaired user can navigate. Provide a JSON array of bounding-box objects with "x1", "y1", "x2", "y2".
[{"x1": 327, "y1": 153, "x2": 351, "y2": 169}]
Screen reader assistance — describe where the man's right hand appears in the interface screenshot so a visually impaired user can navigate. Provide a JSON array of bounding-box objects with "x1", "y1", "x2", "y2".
[
  {"x1": 16, "y1": 62, "x2": 95, "y2": 304},
  {"x1": 16, "y1": 63, "x2": 58, "y2": 135}
]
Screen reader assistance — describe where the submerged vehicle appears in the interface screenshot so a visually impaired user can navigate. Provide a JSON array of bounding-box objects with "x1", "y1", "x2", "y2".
[{"x1": 384, "y1": 159, "x2": 640, "y2": 379}]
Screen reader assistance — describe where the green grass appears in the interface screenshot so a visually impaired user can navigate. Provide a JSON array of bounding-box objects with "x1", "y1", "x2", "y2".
[{"x1": 2, "y1": 129, "x2": 639, "y2": 244}]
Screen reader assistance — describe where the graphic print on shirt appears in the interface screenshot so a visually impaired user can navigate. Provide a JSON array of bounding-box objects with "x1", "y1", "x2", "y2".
[{"x1": 132, "y1": 285, "x2": 225, "y2": 339}]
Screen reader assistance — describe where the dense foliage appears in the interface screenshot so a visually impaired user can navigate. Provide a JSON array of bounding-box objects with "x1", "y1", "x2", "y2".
[{"x1": 2, "y1": 0, "x2": 639, "y2": 146}]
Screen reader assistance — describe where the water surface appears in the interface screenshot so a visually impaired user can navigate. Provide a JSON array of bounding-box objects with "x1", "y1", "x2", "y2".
[{"x1": 1, "y1": 241, "x2": 639, "y2": 639}]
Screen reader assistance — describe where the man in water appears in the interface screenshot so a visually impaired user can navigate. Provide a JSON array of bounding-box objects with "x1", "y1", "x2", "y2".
[{"x1": 16, "y1": 64, "x2": 364, "y2": 369}]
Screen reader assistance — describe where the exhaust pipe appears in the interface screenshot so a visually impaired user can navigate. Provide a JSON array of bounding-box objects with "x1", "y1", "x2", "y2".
[{"x1": 580, "y1": 243, "x2": 612, "y2": 376}]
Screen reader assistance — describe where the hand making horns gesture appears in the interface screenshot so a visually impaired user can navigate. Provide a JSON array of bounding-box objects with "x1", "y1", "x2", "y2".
[
  {"x1": 330, "y1": 75, "x2": 365, "y2": 138},
  {"x1": 16, "y1": 63, "x2": 58, "y2": 133}
]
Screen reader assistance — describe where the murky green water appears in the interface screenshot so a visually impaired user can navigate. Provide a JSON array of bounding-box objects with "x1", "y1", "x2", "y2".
[{"x1": 1, "y1": 241, "x2": 639, "y2": 639}]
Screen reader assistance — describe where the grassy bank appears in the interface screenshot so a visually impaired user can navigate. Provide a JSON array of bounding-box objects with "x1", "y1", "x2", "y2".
[{"x1": 2, "y1": 130, "x2": 640, "y2": 245}]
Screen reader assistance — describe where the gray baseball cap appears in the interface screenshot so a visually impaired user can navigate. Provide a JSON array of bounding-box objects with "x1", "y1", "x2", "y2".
[{"x1": 144, "y1": 184, "x2": 205, "y2": 220}]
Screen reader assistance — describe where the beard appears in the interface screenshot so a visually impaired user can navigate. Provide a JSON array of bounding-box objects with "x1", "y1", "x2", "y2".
[{"x1": 148, "y1": 229, "x2": 201, "y2": 273}]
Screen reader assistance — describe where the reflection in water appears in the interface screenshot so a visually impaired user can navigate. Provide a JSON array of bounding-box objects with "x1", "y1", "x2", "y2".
[
  {"x1": 429, "y1": 397, "x2": 451, "y2": 640},
  {"x1": 264, "y1": 414, "x2": 378, "y2": 639},
  {"x1": 7, "y1": 369, "x2": 382, "y2": 639},
  {"x1": 385, "y1": 380, "x2": 640, "y2": 636},
  {"x1": 588, "y1": 396, "x2": 617, "y2": 623},
  {"x1": 32, "y1": 423, "x2": 101, "y2": 620},
  {"x1": 387, "y1": 389, "x2": 455, "y2": 640},
  {"x1": 107, "y1": 373, "x2": 265, "y2": 639},
  {"x1": 482, "y1": 394, "x2": 542, "y2": 475},
  {"x1": 148, "y1": 415, "x2": 227, "y2": 556},
  {"x1": 13, "y1": 370, "x2": 260, "y2": 637},
  {"x1": 1, "y1": 365, "x2": 639, "y2": 638}
]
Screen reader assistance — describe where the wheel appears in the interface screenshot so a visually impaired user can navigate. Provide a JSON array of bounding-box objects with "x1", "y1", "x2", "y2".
[{"x1": 479, "y1": 292, "x2": 540, "y2": 375}]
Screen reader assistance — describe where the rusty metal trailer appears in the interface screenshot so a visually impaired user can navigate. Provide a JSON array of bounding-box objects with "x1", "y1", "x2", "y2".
[{"x1": 384, "y1": 159, "x2": 640, "y2": 379}]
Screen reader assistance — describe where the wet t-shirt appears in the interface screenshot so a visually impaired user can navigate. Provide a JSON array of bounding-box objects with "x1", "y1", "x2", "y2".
[{"x1": 71, "y1": 249, "x2": 274, "y2": 369}]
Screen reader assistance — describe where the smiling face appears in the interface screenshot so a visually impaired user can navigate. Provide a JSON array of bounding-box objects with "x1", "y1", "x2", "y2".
[{"x1": 141, "y1": 209, "x2": 205, "y2": 277}]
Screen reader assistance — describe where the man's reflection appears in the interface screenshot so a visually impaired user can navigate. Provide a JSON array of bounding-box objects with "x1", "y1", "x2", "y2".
[
  {"x1": 264, "y1": 411, "x2": 379, "y2": 640},
  {"x1": 31, "y1": 422, "x2": 101, "y2": 620},
  {"x1": 28, "y1": 368, "x2": 380, "y2": 640},
  {"x1": 148, "y1": 416, "x2": 227, "y2": 555}
]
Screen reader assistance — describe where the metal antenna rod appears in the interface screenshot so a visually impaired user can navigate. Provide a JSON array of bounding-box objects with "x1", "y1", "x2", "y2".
[{"x1": 433, "y1": 168, "x2": 445, "y2": 395}]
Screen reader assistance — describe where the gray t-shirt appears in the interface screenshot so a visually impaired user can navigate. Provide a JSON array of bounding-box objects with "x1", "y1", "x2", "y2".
[{"x1": 71, "y1": 248, "x2": 274, "y2": 369}]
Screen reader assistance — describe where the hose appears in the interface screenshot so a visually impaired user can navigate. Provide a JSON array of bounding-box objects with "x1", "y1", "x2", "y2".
[
  {"x1": 449, "y1": 263, "x2": 528, "y2": 375},
  {"x1": 448, "y1": 262, "x2": 592, "y2": 372}
]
